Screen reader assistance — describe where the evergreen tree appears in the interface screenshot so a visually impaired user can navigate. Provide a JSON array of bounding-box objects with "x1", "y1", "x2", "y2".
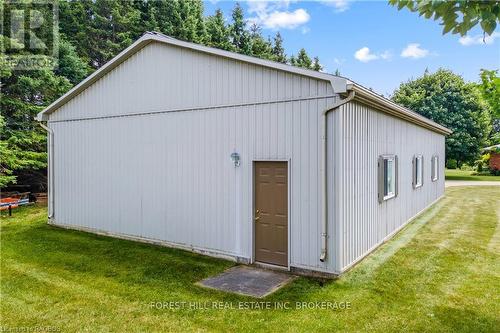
[
  {"x1": 58, "y1": 0, "x2": 95, "y2": 67},
  {"x1": 191, "y1": 0, "x2": 208, "y2": 44},
  {"x1": 55, "y1": 39, "x2": 90, "y2": 85},
  {"x1": 293, "y1": 48, "x2": 312, "y2": 69},
  {"x1": 60, "y1": 0, "x2": 142, "y2": 69},
  {"x1": 0, "y1": 3, "x2": 79, "y2": 187},
  {"x1": 230, "y1": 3, "x2": 252, "y2": 55},
  {"x1": 272, "y1": 32, "x2": 287, "y2": 63},
  {"x1": 205, "y1": 9, "x2": 233, "y2": 51},
  {"x1": 249, "y1": 23, "x2": 273, "y2": 60},
  {"x1": 312, "y1": 57, "x2": 322, "y2": 71},
  {"x1": 176, "y1": 0, "x2": 205, "y2": 43}
]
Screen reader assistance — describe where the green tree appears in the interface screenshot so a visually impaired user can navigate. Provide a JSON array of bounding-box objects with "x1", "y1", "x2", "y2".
[
  {"x1": 478, "y1": 69, "x2": 500, "y2": 144},
  {"x1": 230, "y1": 3, "x2": 252, "y2": 55},
  {"x1": 312, "y1": 56, "x2": 322, "y2": 71},
  {"x1": 389, "y1": 0, "x2": 500, "y2": 36},
  {"x1": 0, "y1": 65, "x2": 72, "y2": 187},
  {"x1": 1, "y1": 4, "x2": 76, "y2": 187},
  {"x1": 0, "y1": 115, "x2": 19, "y2": 187},
  {"x1": 58, "y1": 0, "x2": 95, "y2": 66},
  {"x1": 392, "y1": 69, "x2": 492, "y2": 166},
  {"x1": 271, "y1": 32, "x2": 287, "y2": 63},
  {"x1": 292, "y1": 48, "x2": 313, "y2": 69},
  {"x1": 249, "y1": 23, "x2": 273, "y2": 60},
  {"x1": 55, "y1": 39, "x2": 90, "y2": 85},
  {"x1": 478, "y1": 69, "x2": 500, "y2": 118},
  {"x1": 176, "y1": 0, "x2": 207, "y2": 43},
  {"x1": 60, "y1": 0, "x2": 142, "y2": 69},
  {"x1": 205, "y1": 9, "x2": 233, "y2": 51}
]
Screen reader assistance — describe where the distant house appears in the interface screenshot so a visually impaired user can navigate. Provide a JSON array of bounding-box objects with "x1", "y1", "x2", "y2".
[{"x1": 36, "y1": 32, "x2": 451, "y2": 277}]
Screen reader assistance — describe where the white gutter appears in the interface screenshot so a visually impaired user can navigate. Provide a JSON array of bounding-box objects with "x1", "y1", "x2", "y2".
[
  {"x1": 38, "y1": 122, "x2": 54, "y2": 219},
  {"x1": 320, "y1": 90, "x2": 356, "y2": 262}
]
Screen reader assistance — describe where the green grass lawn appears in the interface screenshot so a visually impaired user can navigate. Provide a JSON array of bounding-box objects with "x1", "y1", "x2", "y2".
[
  {"x1": 1, "y1": 186, "x2": 499, "y2": 332},
  {"x1": 445, "y1": 169, "x2": 500, "y2": 181}
]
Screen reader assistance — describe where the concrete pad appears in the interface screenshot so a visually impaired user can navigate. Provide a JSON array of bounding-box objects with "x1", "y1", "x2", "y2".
[{"x1": 198, "y1": 266, "x2": 293, "y2": 298}]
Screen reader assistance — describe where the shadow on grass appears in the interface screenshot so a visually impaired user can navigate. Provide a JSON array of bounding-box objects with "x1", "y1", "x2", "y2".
[
  {"x1": 433, "y1": 306, "x2": 500, "y2": 332},
  {"x1": 3, "y1": 220, "x2": 326, "y2": 301}
]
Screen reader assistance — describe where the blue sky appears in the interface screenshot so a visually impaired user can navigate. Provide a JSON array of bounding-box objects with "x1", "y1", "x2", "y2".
[{"x1": 204, "y1": 0, "x2": 500, "y2": 96}]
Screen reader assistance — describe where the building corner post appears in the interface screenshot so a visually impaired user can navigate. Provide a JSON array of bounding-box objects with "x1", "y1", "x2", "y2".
[{"x1": 38, "y1": 121, "x2": 54, "y2": 220}]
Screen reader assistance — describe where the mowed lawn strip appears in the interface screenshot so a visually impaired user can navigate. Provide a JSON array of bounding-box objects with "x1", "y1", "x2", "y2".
[
  {"x1": 445, "y1": 169, "x2": 500, "y2": 181},
  {"x1": 1, "y1": 186, "x2": 499, "y2": 332}
]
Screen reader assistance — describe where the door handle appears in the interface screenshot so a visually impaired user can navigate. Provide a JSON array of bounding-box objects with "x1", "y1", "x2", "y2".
[{"x1": 255, "y1": 210, "x2": 260, "y2": 222}]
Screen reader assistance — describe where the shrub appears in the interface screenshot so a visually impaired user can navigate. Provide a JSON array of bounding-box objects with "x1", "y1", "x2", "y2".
[
  {"x1": 461, "y1": 163, "x2": 473, "y2": 171},
  {"x1": 446, "y1": 159, "x2": 458, "y2": 169}
]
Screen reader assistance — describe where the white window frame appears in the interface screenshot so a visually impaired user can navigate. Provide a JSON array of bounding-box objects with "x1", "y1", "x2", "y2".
[
  {"x1": 413, "y1": 155, "x2": 424, "y2": 189},
  {"x1": 378, "y1": 154, "x2": 398, "y2": 203},
  {"x1": 431, "y1": 155, "x2": 439, "y2": 182}
]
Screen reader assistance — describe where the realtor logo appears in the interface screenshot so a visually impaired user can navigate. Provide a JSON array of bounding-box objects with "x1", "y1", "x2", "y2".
[{"x1": 1, "y1": 0, "x2": 59, "y2": 70}]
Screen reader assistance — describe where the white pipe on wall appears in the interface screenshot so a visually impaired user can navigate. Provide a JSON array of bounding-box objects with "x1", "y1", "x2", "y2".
[
  {"x1": 320, "y1": 90, "x2": 355, "y2": 262},
  {"x1": 38, "y1": 122, "x2": 54, "y2": 219}
]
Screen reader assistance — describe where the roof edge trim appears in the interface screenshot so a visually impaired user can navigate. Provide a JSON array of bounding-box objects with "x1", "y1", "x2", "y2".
[{"x1": 350, "y1": 83, "x2": 452, "y2": 136}]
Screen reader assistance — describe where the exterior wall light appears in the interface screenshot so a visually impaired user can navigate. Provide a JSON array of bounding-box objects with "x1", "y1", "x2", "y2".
[{"x1": 231, "y1": 152, "x2": 240, "y2": 167}]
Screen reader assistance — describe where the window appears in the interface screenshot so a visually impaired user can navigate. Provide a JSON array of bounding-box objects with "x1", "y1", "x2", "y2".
[
  {"x1": 413, "y1": 155, "x2": 423, "y2": 189},
  {"x1": 431, "y1": 155, "x2": 439, "y2": 182},
  {"x1": 378, "y1": 155, "x2": 398, "y2": 203}
]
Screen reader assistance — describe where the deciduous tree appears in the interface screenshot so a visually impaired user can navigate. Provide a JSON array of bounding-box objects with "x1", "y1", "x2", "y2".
[
  {"x1": 392, "y1": 69, "x2": 492, "y2": 165},
  {"x1": 389, "y1": 0, "x2": 499, "y2": 36}
]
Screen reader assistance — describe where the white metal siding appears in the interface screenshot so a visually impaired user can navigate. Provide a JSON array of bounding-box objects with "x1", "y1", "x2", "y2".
[
  {"x1": 334, "y1": 101, "x2": 445, "y2": 272},
  {"x1": 49, "y1": 42, "x2": 338, "y2": 273},
  {"x1": 51, "y1": 42, "x2": 333, "y2": 122}
]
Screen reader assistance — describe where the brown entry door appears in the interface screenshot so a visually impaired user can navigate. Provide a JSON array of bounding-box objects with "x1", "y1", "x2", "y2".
[{"x1": 254, "y1": 161, "x2": 288, "y2": 267}]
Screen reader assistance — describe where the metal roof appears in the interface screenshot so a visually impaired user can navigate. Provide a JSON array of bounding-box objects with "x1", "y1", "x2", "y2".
[{"x1": 37, "y1": 32, "x2": 451, "y2": 135}]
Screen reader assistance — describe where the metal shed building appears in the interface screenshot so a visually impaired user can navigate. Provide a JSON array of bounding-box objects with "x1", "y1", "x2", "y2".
[{"x1": 37, "y1": 32, "x2": 451, "y2": 276}]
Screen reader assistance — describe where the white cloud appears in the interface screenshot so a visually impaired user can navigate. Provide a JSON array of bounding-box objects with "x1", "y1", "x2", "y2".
[
  {"x1": 247, "y1": 1, "x2": 310, "y2": 30},
  {"x1": 380, "y1": 50, "x2": 393, "y2": 60},
  {"x1": 354, "y1": 47, "x2": 391, "y2": 63},
  {"x1": 301, "y1": 26, "x2": 311, "y2": 34},
  {"x1": 459, "y1": 32, "x2": 500, "y2": 46},
  {"x1": 354, "y1": 47, "x2": 378, "y2": 62},
  {"x1": 400, "y1": 43, "x2": 429, "y2": 59},
  {"x1": 261, "y1": 9, "x2": 310, "y2": 29},
  {"x1": 321, "y1": 0, "x2": 351, "y2": 13}
]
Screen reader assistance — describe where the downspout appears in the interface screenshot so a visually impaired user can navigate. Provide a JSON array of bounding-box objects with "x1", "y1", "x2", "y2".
[
  {"x1": 38, "y1": 122, "x2": 54, "y2": 219},
  {"x1": 320, "y1": 89, "x2": 355, "y2": 262}
]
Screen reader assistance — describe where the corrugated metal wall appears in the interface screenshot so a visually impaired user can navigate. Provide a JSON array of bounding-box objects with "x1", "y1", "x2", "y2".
[
  {"x1": 333, "y1": 101, "x2": 445, "y2": 272},
  {"x1": 49, "y1": 41, "x2": 339, "y2": 273},
  {"x1": 51, "y1": 43, "x2": 334, "y2": 122}
]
